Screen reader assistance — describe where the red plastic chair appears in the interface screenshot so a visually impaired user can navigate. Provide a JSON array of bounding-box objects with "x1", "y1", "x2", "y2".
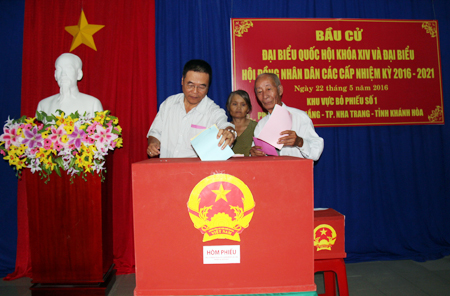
[{"x1": 314, "y1": 258, "x2": 349, "y2": 296}]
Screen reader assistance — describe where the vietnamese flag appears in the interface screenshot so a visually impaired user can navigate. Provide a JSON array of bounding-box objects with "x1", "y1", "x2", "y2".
[{"x1": 4, "y1": 0, "x2": 156, "y2": 279}]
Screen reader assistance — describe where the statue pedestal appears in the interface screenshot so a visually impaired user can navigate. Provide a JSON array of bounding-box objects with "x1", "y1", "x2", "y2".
[{"x1": 25, "y1": 155, "x2": 115, "y2": 296}]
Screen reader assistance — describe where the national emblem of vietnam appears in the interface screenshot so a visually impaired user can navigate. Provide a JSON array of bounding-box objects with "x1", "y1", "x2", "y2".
[
  {"x1": 314, "y1": 224, "x2": 337, "y2": 251},
  {"x1": 187, "y1": 174, "x2": 255, "y2": 242}
]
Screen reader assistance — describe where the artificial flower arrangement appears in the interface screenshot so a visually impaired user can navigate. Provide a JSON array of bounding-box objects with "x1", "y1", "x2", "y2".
[{"x1": 0, "y1": 110, "x2": 123, "y2": 183}]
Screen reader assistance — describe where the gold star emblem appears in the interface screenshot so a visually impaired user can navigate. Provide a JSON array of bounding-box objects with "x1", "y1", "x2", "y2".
[
  {"x1": 65, "y1": 10, "x2": 104, "y2": 52},
  {"x1": 212, "y1": 184, "x2": 231, "y2": 202},
  {"x1": 320, "y1": 228, "x2": 328, "y2": 236}
]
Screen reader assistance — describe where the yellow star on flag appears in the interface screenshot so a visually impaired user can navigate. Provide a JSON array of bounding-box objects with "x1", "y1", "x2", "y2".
[
  {"x1": 65, "y1": 10, "x2": 104, "y2": 52},
  {"x1": 212, "y1": 184, "x2": 231, "y2": 202}
]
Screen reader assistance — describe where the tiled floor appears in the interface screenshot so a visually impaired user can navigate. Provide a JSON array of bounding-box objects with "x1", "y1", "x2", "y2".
[
  {"x1": 340, "y1": 256, "x2": 450, "y2": 295},
  {"x1": 2, "y1": 256, "x2": 450, "y2": 295}
]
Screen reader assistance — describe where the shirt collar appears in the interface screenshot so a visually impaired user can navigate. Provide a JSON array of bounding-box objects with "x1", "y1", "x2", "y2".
[{"x1": 178, "y1": 94, "x2": 210, "y2": 114}]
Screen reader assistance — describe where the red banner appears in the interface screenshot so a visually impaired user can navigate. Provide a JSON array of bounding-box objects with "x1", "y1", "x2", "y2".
[{"x1": 231, "y1": 19, "x2": 444, "y2": 127}]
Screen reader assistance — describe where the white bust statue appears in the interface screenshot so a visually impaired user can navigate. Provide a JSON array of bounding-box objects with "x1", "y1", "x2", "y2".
[{"x1": 36, "y1": 53, "x2": 103, "y2": 116}]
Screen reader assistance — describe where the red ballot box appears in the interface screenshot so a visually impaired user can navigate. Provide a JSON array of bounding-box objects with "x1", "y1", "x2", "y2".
[
  {"x1": 313, "y1": 208, "x2": 346, "y2": 260},
  {"x1": 132, "y1": 156, "x2": 316, "y2": 296}
]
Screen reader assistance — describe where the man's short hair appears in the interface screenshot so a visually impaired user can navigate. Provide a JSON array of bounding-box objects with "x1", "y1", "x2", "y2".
[
  {"x1": 182, "y1": 59, "x2": 212, "y2": 86},
  {"x1": 254, "y1": 73, "x2": 281, "y2": 90}
]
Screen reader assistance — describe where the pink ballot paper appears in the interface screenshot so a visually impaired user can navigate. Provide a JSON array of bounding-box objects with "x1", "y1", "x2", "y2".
[
  {"x1": 253, "y1": 137, "x2": 278, "y2": 156},
  {"x1": 257, "y1": 104, "x2": 292, "y2": 149}
]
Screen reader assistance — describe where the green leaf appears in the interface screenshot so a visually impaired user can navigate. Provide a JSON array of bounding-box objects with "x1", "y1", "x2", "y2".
[
  {"x1": 54, "y1": 157, "x2": 64, "y2": 168},
  {"x1": 36, "y1": 111, "x2": 46, "y2": 122},
  {"x1": 19, "y1": 115, "x2": 28, "y2": 123},
  {"x1": 54, "y1": 165, "x2": 61, "y2": 177},
  {"x1": 70, "y1": 111, "x2": 80, "y2": 119}
]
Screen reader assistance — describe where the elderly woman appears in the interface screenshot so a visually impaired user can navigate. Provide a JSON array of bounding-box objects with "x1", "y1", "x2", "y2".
[{"x1": 227, "y1": 90, "x2": 257, "y2": 156}]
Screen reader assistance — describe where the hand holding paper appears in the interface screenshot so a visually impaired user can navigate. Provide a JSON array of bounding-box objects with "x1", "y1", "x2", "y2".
[
  {"x1": 277, "y1": 130, "x2": 303, "y2": 147},
  {"x1": 216, "y1": 128, "x2": 235, "y2": 150}
]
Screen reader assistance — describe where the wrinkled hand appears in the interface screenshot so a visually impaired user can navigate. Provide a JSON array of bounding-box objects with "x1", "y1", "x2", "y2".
[
  {"x1": 278, "y1": 130, "x2": 303, "y2": 147},
  {"x1": 217, "y1": 128, "x2": 235, "y2": 150},
  {"x1": 250, "y1": 146, "x2": 265, "y2": 157},
  {"x1": 147, "y1": 137, "x2": 161, "y2": 157}
]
